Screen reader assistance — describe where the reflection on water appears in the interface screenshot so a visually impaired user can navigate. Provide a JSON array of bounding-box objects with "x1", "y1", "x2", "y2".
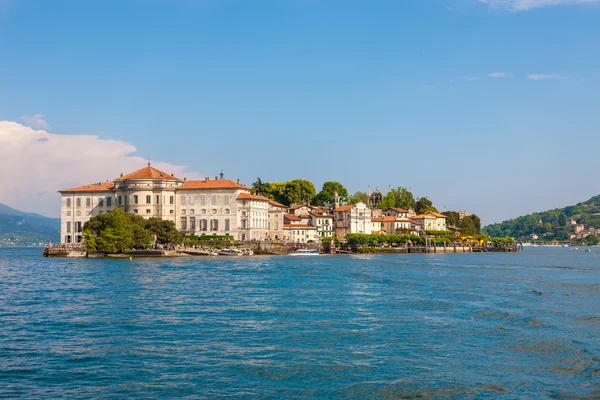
[{"x1": 0, "y1": 247, "x2": 599, "y2": 398}]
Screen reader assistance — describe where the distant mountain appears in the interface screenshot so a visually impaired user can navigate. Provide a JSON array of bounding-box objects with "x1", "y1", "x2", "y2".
[
  {"x1": 483, "y1": 195, "x2": 600, "y2": 242},
  {"x1": 0, "y1": 203, "x2": 60, "y2": 246}
]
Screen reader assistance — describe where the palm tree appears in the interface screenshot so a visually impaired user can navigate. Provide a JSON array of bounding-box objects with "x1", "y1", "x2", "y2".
[{"x1": 252, "y1": 178, "x2": 266, "y2": 196}]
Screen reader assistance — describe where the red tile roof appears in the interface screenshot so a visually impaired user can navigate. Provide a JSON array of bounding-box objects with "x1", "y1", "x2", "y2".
[
  {"x1": 268, "y1": 199, "x2": 287, "y2": 208},
  {"x1": 387, "y1": 207, "x2": 409, "y2": 213},
  {"x1": 284, "y1": 213, "x2": 302, "y2": 221},
  {"x1": 59, "y1": 182, "x2": 115, "y2": 193},
  {"x1": 371, "y1": 218, "x2": 384, "y2": 222},
  {"x1": 116, "y1": 165, "x2": 182, "y2": 181},
  {"x1": 334, "y1": 204, "x2": 354, "y2": 212},
  {"x1": 180, "y1": 179, "x2": 248, "y2": 190},
  {"x1": 237, "y1": 193, "x2": 270, "y2": 201}
]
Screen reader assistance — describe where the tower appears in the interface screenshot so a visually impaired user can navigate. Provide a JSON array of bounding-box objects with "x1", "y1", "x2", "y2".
[{"x1": 333, "y1": 191, "x2": 340, "y2": 210}]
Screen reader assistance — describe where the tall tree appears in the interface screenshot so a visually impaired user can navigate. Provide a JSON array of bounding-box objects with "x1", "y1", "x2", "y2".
[
  {"x1": 348, "y1": 191, "x2": 369, "y2": 205},
  {"x1": 443, "y1": 211, "x2": 460, "y2": 227},
  {"x1": 314, "y1": 181, "x2": 349, "y2": 206},
  {"x1": 252, "y1": 177, "x2": 267, "y2": 196},
  {"x1": 415, "y1": 197, "x2": 437, "y2": 214}
]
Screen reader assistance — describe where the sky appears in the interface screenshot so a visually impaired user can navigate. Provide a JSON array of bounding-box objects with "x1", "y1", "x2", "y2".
[{"x1": 0, "y1": 0, "x2": 599, "y2": 225}]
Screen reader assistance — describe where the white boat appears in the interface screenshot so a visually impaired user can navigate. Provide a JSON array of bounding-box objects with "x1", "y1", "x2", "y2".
[
  {"x1": 572, "y1": 247, "x2": 580, "y2": 251},
  {"x1": 219, "y1": 248, "x2": 241, "y2": 256},
  {"x1": 289, "y1": 249, "x2": 319, "y2": 256},
  {"x1": 240, "y1": 248, "x2": 254, "y2": 256},
  {"x1": 585, "y1": 248, "x2": 592, "y2": 253}
]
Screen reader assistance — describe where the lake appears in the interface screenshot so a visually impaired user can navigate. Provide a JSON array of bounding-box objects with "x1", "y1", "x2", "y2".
[{"x1": 1, "y1": 247, "x2": 599, "y2": 398}]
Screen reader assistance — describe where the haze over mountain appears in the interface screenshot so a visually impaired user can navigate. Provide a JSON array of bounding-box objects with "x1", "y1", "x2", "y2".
[{"x1": 0, "y1": 203, "x2": 60, "y2": 246}]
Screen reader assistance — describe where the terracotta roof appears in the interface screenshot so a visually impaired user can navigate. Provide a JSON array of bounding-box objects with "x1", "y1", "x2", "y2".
[
  {"x1": 289, "y1": 204, "x2": 313, "y2": 210},
  {"x1": 334, "y1": 204, "x2": 354, "y2": 212},
  {"x1": 430, "y1": 212, "x2": 448, "y2": 219},
  {"x1": 411, "y1": 214, "x2": 436, "y2": 220},
  {"x1": 268, "y1": 199, "x2": 286, "y2": 208},
  {"x1": 385, "y1": 207, "x2": 409, "y2": 213},
  {"x1": 237, "y1": 193, "x2": 270, "y2": 201},
  {"x1": 59, "y1": 182, "x2": 115, "y2": 193},
  {"x1": 371, "y1": 218, "x2": 384, "y2": 222},
  {"x1": 310, "y1": 212, "x2": 333, "y2": 218},
  {"x1": 283, "y1": 224, "x2": 316, "y2": 229},
  {"x1": 116, "y1": 165, "x2": 182, "y2": 181},
  {"x1": 180, "y1": 179, "x2": 247, "y2": 190},
  {"x1": 284, "y1": 213, "x2": 302, "y2": 221}
]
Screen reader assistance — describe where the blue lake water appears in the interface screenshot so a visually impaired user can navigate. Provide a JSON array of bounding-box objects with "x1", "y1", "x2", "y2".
[{"x1": 1, "y1": 247, "x2": 599, "y2": 399}]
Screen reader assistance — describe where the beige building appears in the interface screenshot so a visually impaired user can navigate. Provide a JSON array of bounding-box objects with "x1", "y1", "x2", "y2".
[
  {"x1": 58, "y1": 182, "x2": 115, "y2": 244},
  {"x1": 283, "y1": 214, "x2": 319, "y2": 243},
  {"x1": 309, "y1": 209, "x2": 334, "y2": 238},
  {"x1": 114, "y1": 164, "x2": 182, "y2": 222},
  {"x1": 268, "y1": 199, "x2": 286, "y2": 240},
  {"x1": 334, "y1": 202, "x2": 373, "y2": 238},
  {"x1": 410, "y1": 212, "x2": 447, "y2": 232}
]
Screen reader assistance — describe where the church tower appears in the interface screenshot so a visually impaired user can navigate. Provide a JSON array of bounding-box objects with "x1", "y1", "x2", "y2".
[{"x1": 333, "y1": 191, "x2": 340, "y2": 210}]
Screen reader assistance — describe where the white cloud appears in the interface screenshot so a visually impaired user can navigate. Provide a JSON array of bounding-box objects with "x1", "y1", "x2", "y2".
[
  {"x1": 0, "y1": 121, "x2": 199, "y2": 216},
  {"x1": 489, "y1": 72, "x2": 509, "y2": 78},
  {"x1": 20, "y1": 113, "x2": 52, "y2": 130},
  {"x1": 479, "y1": 0, "x2": 600, "y2": 11},
  {"x1": 528, "y1": 73, "x2": 567, "y2": 80}
]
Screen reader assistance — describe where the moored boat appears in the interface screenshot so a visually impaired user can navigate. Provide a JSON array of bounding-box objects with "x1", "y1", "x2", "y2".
[
  {"x1": 219, "y1": 248, "x2": 241, "y2": 256},
  {"x1": 289, "y1": 249, "x2": 319, "y2": 256}
]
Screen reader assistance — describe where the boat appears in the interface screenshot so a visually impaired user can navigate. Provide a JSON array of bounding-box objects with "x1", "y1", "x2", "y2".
[
  {"x1": 218, "y1": 248, "x2": 241, "y2": 256},
  {"x1": 572, "y1": 247, "x2": 580, "y2": 251},
  {"x1": 289, "y1": 249, "x2": 319, "y2": 256},
  {"x1": 239, "y1": 248, "x2": 254, "y2": 256},
  {"x1": 585, "y1": 248, "x2": 592, "y2": 253}
]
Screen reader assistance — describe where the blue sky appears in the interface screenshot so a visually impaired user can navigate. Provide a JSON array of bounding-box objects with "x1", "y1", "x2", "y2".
[{"x1": 0, "y1": 0, "x2": 599, "y2": 224}]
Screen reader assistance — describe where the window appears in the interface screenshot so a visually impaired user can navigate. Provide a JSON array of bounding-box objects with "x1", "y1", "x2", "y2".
[
  {"x1": 181, "y1": 196, "x2": 186, "y2": 206},
  {"x1": 212, "y1": 209, "x2": 217, "y2": 215},
  {"x1": 134, "y1": 209, "x2": 138, "y2": 214},
  {"x1": 241, "y1": 220, "x2": 247, "y2": 229},
  {"x1": 190, "y1": 209, "x2": 195, "y2": 215},
  {"x1": 211, "y1": 219, "x2": 219, "y2": 231},
  {"x1": 156, "y1": 195, "x2": 160, "y2": 204},
  {"x1": 146, "y1": 195, "x2": 151, "y2": 204},
  {"x1": 66, "y1": 211, "x2": 71, "y2": 217},
  {"x1": 225, "y1": 209, "x2": 230, "y2": 214},
  {"x1": 133, "y1": 195, "x2": 138, "y2": 204},
  {"x1": 86, "y1": 198, "x2": 91, "y2": 207},
  {"x1": 181, "y1": 217, "x2": 187, "y2": 231},
  {"x1": 76, "y1": 198, "x2": 81, "y2": 207},
  {"x1": 202, "y1": 209, "x2": 206, "y2": 214},
  {"x1": 182, "y1": 209, "x2": 187, "y2": 215},
  {"x1": 99, "y1": 198, "x2": 104, "y2": 207},
  {"x1": 169, "y1": 196, "x2": 174, "y2": 205},
  {"x1": 66, "y1": 221, "x2": 71, "y2": 233},
  {"x1": 76, "y1": 235, "x2": 82, "y2": 243},
  {"x1": 107, "y1": 197, "x2": 112, "y2": 207},
  {"x1": 201, "y1": 195, "x2": 206, "y2": 205},
  {"x1": 118, "y1": 196, "x2": 122, "y2": 206},
  {"x1": 76, "y1": 211, "x2": 81, "y2": 216},
  {"x1": 201, "y1": 219, "x2": 208, "y2": 231},
  {"x1": 66, "y1": 198, "x2": 71, "y2": 207},
  {"x1": 225, "y1": 219, "x2": 230, "y2": 232},
  {"x1": 170, "y1": 210, "x2": 174, "y2": 214},
  {"x1": 211, "y1": 195, "x2": 217, "y2": 205},
  {"x1": 190, "y1": 217, "x2": 196, "y2": 231},
  {"x1": 65, "y1": 235, "x2": 72, "y2": 243},
  {"x1": 75, "y1": 222, "x2": 82, "y2": 233},
  {"x1": 146, "y1": 209, "x2": 151, "y2": 214}
]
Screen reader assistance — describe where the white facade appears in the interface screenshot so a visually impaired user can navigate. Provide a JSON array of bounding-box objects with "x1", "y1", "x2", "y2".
[{"x1": 334, "y1": 202, "x2": 373, "y2": 238}]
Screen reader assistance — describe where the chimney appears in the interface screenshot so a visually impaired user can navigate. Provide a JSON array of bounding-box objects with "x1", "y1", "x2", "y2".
[
  {"x1": 237, "y1": 178, "x2": 240, "y2": 184},
  {"x1": 205, "y1": 177, "x2": 209, "y2": 182},
  {"x1": 184, "y1": 177, "x2": 187, "y2": 182},
  {"x1": 215, "y1": 176, "x2": 218, "y2": 180},
  {"x1": 171, "y1": 173, "x2": 174, "y2": 176},
  {"x1": 120, "y1": 173, "x2": 123, "y2": 177}
]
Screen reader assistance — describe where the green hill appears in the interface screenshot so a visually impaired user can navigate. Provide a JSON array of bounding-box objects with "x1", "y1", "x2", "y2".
[
  {"x1": 483, "y1": 195, "x2": 600, "y2": 243},
  {"x1": 0, "y1": 203, "x2": 60, "y2": 246}
]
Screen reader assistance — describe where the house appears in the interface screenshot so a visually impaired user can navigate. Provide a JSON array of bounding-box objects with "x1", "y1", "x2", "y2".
[
  {"x1": 268, "y1": 199, "x2": 286, "y2": 240},
  {"x1": 334, "y1": 202, "x2": 373, "y2": 238},
  {"x1": 383, "y1": 208, "x2": 410, "y2": 219},
  {"x1": 288, "y1": 204, "x2": 314, "y2": 217},
  {"x1": 283, "y1": 213, "x2": 319, "y2": 242},
  {"x1": 371, "y1": 218, "x2": 384, "y2": 234},
  {"x1": 380, "y1": 216, "x2": 412, "y2": 234},
  {"x1": 309, "y1": 209, "x2": 334, "y2": 238},
  {"x1": 409, "y1": 212, "x2": 447, "y2": 232},
  {"x1": 574, "y1": 224, "x2": 585, "y2": 234}
]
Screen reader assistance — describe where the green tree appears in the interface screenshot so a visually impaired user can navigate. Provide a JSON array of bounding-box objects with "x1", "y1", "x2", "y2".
[
  {"x1": 145, "y1": 218, "x2": 182, "y2": 247},
  {"x1": 83, "y1": 208, "x2": 135, "y2": 254},
  {"x1": 314, "y1": 181, "x2": 349, "y2": 206},
  {"x1": 252, "y1": 177, "x2": 267, "y2": 196},
  {"x1": 415, "y1": 197, "x2": 437, "y2": 214},
  {"x1": 348, "y1": 191, "x2": 369, "y2": 205},
  {"x1": 284, "y1": 179, "x2": 317, "y2": 206},
  {"x1": 558, "y1": 213, "x2": 567, "y2": 227},
  {"x1": 443, "y1": 211, "x2": 460, "y2": 227}
]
